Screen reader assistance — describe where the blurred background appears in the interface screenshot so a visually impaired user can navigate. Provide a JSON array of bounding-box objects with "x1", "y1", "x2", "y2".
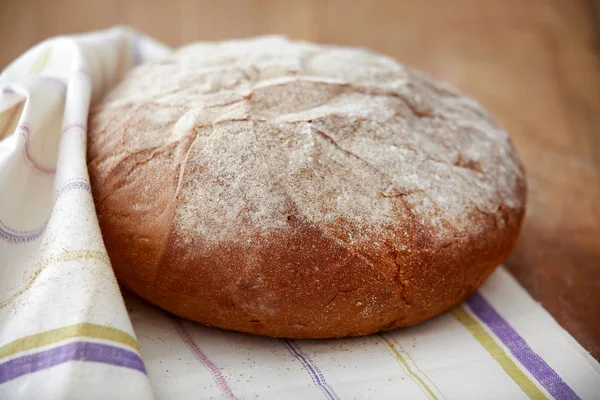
[{"x1": 1, "y1": 0, "x2": 599, "y2": 359}]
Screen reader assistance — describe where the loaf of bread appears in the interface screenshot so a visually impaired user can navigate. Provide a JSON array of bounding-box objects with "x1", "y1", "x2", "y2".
[{"x1": 87, "y1": 37, "x2": 525, "y2": 338}]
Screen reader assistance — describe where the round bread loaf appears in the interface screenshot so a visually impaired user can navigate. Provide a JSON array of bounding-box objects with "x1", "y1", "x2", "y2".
[{"x1": 88, "y1": 36, "x2": 525, "y2": 338}]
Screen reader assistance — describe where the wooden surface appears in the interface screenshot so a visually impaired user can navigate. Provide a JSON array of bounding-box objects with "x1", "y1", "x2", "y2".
[{"x1": 1, "y1": 0, "x2": 599, "y2": 359}]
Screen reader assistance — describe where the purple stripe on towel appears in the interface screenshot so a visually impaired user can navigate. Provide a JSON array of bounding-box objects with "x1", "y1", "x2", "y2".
[
  {"x1": 281, "y1": 339, "x2": 341, "y2": 400},
  {"x1": 467, "y1": 292, "x2": 579, "y2": 400},
  {"x1": 0, "y1": 220, "x2": 46, "y2": 244},
  {"x1": 17, "y1": 123, "x2": 55, "y2": 176},
  {"x1": 61, "y1": 123, "x2": 87, "y2": 136},
  {"x1": 172, "y1": 319, "x2": 238, "y2": 399},
  {"x1": 0, "y1": 341, "x2": 146, "y2": 384},
  {"x1": 0, "y1": 178, "x2": 90, "y2": 244}
]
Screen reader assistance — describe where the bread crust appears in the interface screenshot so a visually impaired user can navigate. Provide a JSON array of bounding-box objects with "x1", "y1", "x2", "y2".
[{"x1": 88, "y1": 37, "x2": 525, "y2": 338}]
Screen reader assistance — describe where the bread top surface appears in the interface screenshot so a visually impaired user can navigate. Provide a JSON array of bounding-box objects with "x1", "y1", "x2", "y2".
[{"x1": 88, "y1": 37, "x2": 525, "y2": 336}]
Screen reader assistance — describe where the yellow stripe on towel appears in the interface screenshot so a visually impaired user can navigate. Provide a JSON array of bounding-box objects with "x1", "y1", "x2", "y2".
[
  {"x1": 379, "y1": 333, "x2": 440, "y2": 400},
  {"x1": 452, "y1": 305, "x2": 547, "y2": 400},
  {"x1": 0, "y1": 249, "x2": 111, "y2": 310},
  {"x1": 0, "y1": 322, "x2": 139, "y2": 360}
]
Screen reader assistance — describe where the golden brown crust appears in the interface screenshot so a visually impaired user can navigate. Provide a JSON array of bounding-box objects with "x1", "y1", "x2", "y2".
[{"x1": 88, "y1": 36, "x2": 526, "y2": 338}]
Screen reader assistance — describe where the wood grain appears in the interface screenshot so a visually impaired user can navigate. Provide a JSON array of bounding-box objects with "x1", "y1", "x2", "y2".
[{"x1": 1, "y1": 0, "x2": 599, "y2": 359}]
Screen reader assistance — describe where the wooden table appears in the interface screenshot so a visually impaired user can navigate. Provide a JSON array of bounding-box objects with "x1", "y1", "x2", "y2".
[{"x1": 2, "y1": 0, "x2": 599, "y2": 359}]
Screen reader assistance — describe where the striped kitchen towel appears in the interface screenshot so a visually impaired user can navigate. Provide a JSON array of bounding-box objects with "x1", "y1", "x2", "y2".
[
  {"x1": 0, "y1": 28, "x2": 598, "y2": 399},
  {"x1": 0, "y1": 27, "x2": 168, "y2": 400}
]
